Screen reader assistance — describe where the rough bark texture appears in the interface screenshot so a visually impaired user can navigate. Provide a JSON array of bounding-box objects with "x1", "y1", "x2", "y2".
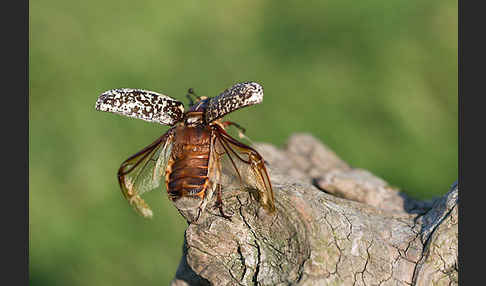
[{"x1": 170, "y1": 133, "x2": 458, "y2": 286}]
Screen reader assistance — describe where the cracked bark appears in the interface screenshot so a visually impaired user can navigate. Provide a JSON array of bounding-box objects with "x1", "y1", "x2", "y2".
[{"x1": 170, "y1": 133, "x2": 458, "y2": 286}]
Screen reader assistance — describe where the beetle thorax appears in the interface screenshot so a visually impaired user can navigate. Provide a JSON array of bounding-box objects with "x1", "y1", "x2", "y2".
[{"x1": 184, "y1": 111, "x2": 204, "y2": 127}]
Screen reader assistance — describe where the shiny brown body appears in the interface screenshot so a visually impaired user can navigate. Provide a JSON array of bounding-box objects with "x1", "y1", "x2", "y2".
[
  {"x1": 165, "y1": 124, "x2": 212, "y2": 201},
  {"x1": 98, "y1": 82, "x2": 274, "y2": 220}
]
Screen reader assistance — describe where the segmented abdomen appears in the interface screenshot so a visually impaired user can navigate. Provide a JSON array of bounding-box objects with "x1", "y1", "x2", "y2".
[{"x1": 166, "y1": 143, "x2": 210, "y2": 200}]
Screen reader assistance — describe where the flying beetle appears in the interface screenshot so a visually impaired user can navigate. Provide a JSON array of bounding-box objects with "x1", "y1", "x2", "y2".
[{"x1": 95, "y1": 82, "x2": 275, "y2": 221}]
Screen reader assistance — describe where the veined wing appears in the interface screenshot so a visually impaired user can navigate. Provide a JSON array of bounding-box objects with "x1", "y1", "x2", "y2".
[
  {"x1": 209, "y1": 124, "x2": 275, "y2": 212},
  {"x1": 95, "y1": 88, "x2": 184, "y2": 126},
  {"x1": 118, "y1": 128, "x2": 175, "y2": 218},
  {"x1": 204, "y1": 82, "x2": 264, "y2": 124}
]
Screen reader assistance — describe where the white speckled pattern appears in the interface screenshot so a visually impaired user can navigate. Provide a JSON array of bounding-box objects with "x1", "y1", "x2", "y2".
[
  {"x1": 95, "y1": 88, "x2": 185, "y2": 126},
  {"x1": 205, "y1": 82, "x2": 263, "y2": 123}
]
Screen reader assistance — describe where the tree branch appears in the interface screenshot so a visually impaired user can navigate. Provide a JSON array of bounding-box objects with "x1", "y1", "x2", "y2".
[{"x1": 170, "y1": 133, "x2": 458, "y2": 286}]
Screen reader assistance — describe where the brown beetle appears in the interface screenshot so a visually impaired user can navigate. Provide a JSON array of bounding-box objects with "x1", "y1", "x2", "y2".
[{"x1": 95, "y1": 82, "x2": 275, "y2": 221}]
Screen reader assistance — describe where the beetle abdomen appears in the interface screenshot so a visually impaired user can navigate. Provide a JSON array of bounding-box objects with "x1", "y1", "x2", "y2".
[
  {"x1": 168, "y1": 155, "x2": 209, "y2": 197},
  {"x1": 166, "y1": 126, "x2": 212, "y2": 200}
]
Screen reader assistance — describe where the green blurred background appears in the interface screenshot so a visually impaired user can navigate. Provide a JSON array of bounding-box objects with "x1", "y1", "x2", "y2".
[{"x1": 30, "y1": 0, "x2": 457, "y2": 285}]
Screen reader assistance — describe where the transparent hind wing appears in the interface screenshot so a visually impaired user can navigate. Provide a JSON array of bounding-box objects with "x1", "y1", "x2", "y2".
[
  {"x1": 95, "y1": 88, "x2": 185, "y2": 126},
  {"x1": 118, "y1": 128, "x2": 175, "y2": 218},
  {"x1": 209, "y1": 125, "x2": 275, "y2": 213}
]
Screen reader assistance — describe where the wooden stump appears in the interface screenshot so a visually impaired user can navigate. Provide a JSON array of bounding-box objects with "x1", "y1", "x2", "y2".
[{"x1": 170, "y1": 134, "x2": 458, "y2": 286}]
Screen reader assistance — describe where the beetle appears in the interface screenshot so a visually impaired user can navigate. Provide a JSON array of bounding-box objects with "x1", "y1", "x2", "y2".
[{"x1": 95, "y1": 81, "x2": 275, "y2": 221}]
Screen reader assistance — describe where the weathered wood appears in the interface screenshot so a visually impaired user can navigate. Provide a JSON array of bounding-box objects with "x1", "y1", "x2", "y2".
[{"x1": 170, "y1": 133, "x2": 458, "y2": 286}]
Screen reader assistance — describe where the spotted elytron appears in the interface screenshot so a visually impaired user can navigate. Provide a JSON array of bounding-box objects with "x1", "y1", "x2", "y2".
[{"x1": 95, "y1": 82, "x2": 275, "y2": 221}]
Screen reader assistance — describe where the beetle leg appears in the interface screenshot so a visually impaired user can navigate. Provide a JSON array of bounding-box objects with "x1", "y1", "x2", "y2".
[
  {"x1": 222, "y1": 121, "x2": 251, "y2": 142},
  {"x1": 215, "y1": 184, "x2": 232, "y2": 220},
  {"x1": 222, "y1": 121, "x2": 245, "y2": 133},
  {"x1": 192, "y1": 208, "x2": 202, "y2": 223}
]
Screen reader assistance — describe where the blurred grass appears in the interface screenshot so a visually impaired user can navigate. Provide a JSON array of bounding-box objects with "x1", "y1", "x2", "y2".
[{"x1": 29, "y1": 0, "x2": 457, "y2": 285}]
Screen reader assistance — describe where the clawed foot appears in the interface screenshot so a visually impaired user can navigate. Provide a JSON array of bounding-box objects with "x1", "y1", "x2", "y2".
[{"x1": 213, "y1": 201, "x2": 233, "y2": 221}]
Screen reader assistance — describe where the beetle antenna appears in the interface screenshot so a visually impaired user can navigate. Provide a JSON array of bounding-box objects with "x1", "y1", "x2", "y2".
[{"x1": 186, "y1": 88, "x2": 197, "y2": 106}]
